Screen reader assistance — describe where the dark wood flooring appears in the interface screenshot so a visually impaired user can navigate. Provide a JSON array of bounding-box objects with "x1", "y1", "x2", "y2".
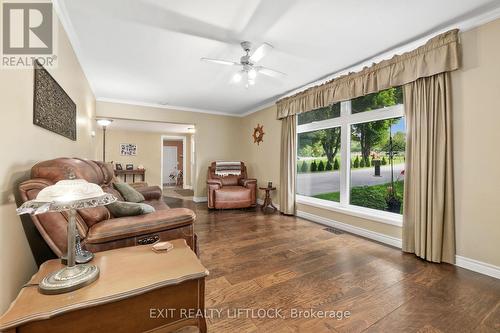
[{"x1": 167, "y1": 199, "x2": 500, "y2": 333}]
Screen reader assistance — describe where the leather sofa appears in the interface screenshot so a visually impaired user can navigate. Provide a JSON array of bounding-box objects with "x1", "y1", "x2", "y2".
[
  {"x1": 207, "y1": 162, "x2": 256, "y2": 209},
  {"x1": 18, "y1": 158, "x2": 197, "y2": 257}
]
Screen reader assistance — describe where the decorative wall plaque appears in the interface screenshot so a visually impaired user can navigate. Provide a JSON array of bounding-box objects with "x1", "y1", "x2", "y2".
[
  {"x1": 33, "y1": 61, "x2": 76, "y2": 140},
  {"x1": 252, "y1": 124, "x2": 265, "y2": 145},
  {"x1": 120, "y1": 143, "x2": 137, "y2": 156}
]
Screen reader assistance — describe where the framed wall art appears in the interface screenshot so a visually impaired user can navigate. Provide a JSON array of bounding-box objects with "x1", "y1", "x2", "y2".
[
  {"x1": 120, "y1": 143, "x2": 137, "y2": 156},
  {"x1": 33, "y1": 60, "x2": 77, "y2": 140}
]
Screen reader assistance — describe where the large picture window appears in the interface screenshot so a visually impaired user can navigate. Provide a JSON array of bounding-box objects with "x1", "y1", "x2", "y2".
[{"x1": 296, "y1": 87, "x2": 405, "y2": 220}]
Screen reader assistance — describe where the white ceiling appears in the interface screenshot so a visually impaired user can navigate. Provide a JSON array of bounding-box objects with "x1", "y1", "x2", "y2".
[
  {"x1": 104, "y1": 118, "x2": 194, "y2": 134},
  {"x1": 59, "y1": 0, "x2": 500, "y2": 115}
]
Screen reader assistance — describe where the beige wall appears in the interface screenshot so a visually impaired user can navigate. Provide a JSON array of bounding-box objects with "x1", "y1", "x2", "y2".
[
  {"x1": 96, "y1": 102, "x2": 241, "y2": 197},
  {"x1": 95, "y1": 129, "x2": 192, "y2": 188},
  {"x1": 239, "y1": 19, "x2": 500, "y2": 268},
  {"x1": 0, "y1": 18, "x2": 96, "y2": 313},
  {"x1": 451, "y1": 19, "x2": 500, "y2": 266}
]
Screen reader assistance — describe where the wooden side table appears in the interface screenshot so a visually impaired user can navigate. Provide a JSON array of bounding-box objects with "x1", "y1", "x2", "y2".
[
  {"x1": 259, "y1": 186, "x2": 277, "y2": 212},
  {"x1": 0, "y1": 239, "x2": 208, "y2": 333}
]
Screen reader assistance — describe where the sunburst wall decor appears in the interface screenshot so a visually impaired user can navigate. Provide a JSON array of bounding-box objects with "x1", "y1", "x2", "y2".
[{"x1": 252, "y1": 124, "x2": 265, "y2": 145}]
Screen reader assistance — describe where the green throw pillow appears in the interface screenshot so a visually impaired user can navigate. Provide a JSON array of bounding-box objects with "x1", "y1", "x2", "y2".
[
  {"x1": 107, "y1": 201, "x2": 155, "y2": 217},
  {"x1": 113, "y1": 182, "x2": 145, "y2": 203}
]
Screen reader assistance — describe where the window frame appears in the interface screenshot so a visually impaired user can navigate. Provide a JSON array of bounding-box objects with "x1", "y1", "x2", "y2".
[{"x1": 296, "y1": 100, "x2": 405, "y2": 226}]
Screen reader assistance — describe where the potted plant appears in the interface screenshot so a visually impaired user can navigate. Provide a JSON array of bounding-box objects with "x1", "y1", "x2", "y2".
[
  {"x1": 385, "y1": 186, "x2": 401, "y2": 213},
  {"x1": 385, "y1": 170, "x2": 404, "y2": 213}
]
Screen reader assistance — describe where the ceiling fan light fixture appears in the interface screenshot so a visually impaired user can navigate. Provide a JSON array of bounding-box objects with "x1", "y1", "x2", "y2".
[
  {"x1": 248, "y1": 68, "x2": 257, "y2": 79},
  {"x1": 233, "y1": 72, "x2": 242, "y2": 83}
]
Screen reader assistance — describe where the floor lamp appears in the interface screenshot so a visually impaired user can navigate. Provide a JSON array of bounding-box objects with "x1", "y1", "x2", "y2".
[{"x1": 97, "y1": 119, "x2": 113, "y2": 162}]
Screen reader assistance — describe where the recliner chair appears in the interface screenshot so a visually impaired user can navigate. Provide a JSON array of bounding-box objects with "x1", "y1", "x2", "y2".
[{"x1": 207, "y1": 162, "x2": 256, "y2": 209}]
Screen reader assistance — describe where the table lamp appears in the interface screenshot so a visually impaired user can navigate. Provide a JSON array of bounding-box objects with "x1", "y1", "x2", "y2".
[{"x1": 17, "y1": 178, "x2": 116, "y2": 294}]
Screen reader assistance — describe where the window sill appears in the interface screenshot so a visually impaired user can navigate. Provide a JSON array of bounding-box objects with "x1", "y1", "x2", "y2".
[{"x1": 296, "y1": 195, "x2": 403, "y2": 227}]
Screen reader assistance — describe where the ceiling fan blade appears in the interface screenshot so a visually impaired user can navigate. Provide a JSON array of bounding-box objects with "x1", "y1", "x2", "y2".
[
  {"x1": 241, "y1": 0, "x2": 298, "y2": 41},
  {"x1": 201, "y1": 58, "x2": 241, "y2": 66},
  {"x1": 88, "y1": 0, "x2": 239, "y2": 44},
  {"x1": 249, "y1": 43, "x2": 273, "y2": 63},
  {"x1": 256, "y1": 66, "x2": 287, "y2": 78}
]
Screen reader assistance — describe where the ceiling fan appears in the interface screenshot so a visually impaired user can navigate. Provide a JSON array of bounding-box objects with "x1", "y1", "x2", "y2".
[{"x1": 201, "y1": 41, "x2": 286, "y2": 88}]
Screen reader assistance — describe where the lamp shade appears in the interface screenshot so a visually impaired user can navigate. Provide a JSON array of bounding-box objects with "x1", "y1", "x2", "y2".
[
  {"x1": 97, "y1": 119, "x2": 113, "y2": 127},
  {"x1": 17, "y1": 179, "x2": 116, "y2": 215}
]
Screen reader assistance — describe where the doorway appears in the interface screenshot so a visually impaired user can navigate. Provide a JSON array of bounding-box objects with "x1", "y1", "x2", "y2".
[{"x1": 162, "y1": 138, "x2": 184, "y2": 187}]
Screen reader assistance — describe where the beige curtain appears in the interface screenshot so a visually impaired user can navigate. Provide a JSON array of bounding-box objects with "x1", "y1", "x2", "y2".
[
  {"x1": 279, "y1": 115, "x2": 296, "y2": 215},
  {"x1": 402, "y1": 72, "x2": 455, "y2": 263},
  {"x1": 277, "y1": 29, "x2": 460, "y2": 119}
]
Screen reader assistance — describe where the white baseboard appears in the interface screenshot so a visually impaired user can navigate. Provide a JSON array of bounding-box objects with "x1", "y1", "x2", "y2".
[
  {"x1": 296, "y1": 210, "x2": 402, "y2": 248},
  {"x1": 455, "y1": 255, "x2": 500, "y2": 280},
  {"x1": 192, "y1": 196, "x2": 207, "y2": 203},
  {"x1": 296, "y1": 210, "x2": 499, "y2": 280}
]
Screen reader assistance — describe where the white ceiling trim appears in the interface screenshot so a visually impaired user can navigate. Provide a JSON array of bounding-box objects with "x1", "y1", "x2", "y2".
[
  {"x1": 54, "y1": 0, "x2": 500, "y2": 118},
  {"x1": 96, "y1": 97, "x2": 240, "y2": 117}
]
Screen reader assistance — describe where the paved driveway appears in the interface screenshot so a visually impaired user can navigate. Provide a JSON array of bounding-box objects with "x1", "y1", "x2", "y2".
[{"x1": 297, "y1": 163, "x2": 404, "y2": 196}]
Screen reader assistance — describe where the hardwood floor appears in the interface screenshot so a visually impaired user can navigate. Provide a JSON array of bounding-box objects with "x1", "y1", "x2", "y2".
[{"x1": 168, "y1": 199, "x2": 500, "y2": 333}]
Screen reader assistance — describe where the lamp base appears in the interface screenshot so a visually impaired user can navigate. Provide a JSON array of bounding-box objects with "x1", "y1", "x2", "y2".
[{"x1": 39, "y1": 264, "x2": 99, "y2": 295}]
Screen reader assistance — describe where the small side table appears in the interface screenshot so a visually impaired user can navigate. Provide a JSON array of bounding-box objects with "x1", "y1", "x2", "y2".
[{"x1": 259, "y1": 186, "x2": 277, "y2": 212}]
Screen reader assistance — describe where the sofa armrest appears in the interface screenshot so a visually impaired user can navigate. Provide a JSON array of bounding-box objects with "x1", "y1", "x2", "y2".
[
  {"x1": 238, "y1": 178, "x2": 257, "y2": 187},
  {"x1": 207, "y1": 179, "x2": 222, "y2": 187},
  {"x1": 207, "y1": 179, "x2": 222, "y2": 208},
  {"x1": 129, "y1": 182, "x2": 149, "y2": 189},
  {"x1": 86, "y1": 208, "x2": 196, "y2": 244},
  {"x1": 238, "y1": 178, "x2": 257, "y2": 204},
  {"x1": 136, "y1": 185, "x2": 162, "y2": 201}
]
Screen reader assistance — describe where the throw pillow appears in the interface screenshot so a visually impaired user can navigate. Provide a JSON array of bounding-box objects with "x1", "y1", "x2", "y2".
[
  {"x1": 77, "y1": 206, "x2": 111, "y2": 227},
  {"x1": 113, "y1": 182, "x2": 145, "y2": 203},
  {"x1": 107, "y1": 201, "x2": 155, "y2": 217}
]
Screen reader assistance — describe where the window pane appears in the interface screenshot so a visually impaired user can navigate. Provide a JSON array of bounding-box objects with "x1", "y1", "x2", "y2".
[
  {"x1": 351, "y1": 87, "x2": 403, "y2": 114},
  {"x1": 297, "y1": 103, "x2": 340, "y2": 125},
  {"x1": 297, "y1": 127, "x2": 341, "y2": 202},
  {"x1": 350, "y1": 117, "x2": 405, "y2": 213}
]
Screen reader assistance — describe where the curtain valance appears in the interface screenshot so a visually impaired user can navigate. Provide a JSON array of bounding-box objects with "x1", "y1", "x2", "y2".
[{"x1": 276, "y1": 29, "x2": 460, "y2": 119}]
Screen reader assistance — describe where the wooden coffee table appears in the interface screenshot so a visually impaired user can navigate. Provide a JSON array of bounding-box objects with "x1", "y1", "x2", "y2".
[
  {"x1": 0, "y1": 239, "x2": 208, "y2": 333},
  {"x1": 259, "y1": 186, "x2": 277, "y2": 212}
]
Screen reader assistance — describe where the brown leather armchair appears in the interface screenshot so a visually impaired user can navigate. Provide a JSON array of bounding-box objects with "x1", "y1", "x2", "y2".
[
  {"x1": 18, "y1": 158, "x2": 197, "y2": 257},
  {"x1": 207, "y1": 162, "x2": 256, "y2": 209}
]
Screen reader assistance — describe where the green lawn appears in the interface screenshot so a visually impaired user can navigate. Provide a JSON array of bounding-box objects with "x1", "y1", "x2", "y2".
[{"x1": 313, "y1": 181, "x2": 404, "y2": 214}]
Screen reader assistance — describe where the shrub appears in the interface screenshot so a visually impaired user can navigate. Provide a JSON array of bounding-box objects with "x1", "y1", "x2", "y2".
[
  {"x1": 382, "y1": 156, "x2": 387, "y2": 165},
  {"x1": 371, "y1": 159, "x2": 375, "y2": 166},
  {"x1": 353, "y1": 156, "x2": 360, "y2": 168},
  {"x1": 318, "y1": 160, "x2": 325, "y2": 171},
  {"x1": 300, "y1": 161, "x2": 308, "y2": 173},
  {"x1": 359, "y1": 158, "x2": 365, "y2": 168},
  {"x1": 325, "y1": 160, "x2": 333, "y2": 171},
  {"x1": 311, "y1": 160, "x2": 318, "y2": 172},
  {"x1": 333, "y1": 158, "x2": 340, "y2": 170}
]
